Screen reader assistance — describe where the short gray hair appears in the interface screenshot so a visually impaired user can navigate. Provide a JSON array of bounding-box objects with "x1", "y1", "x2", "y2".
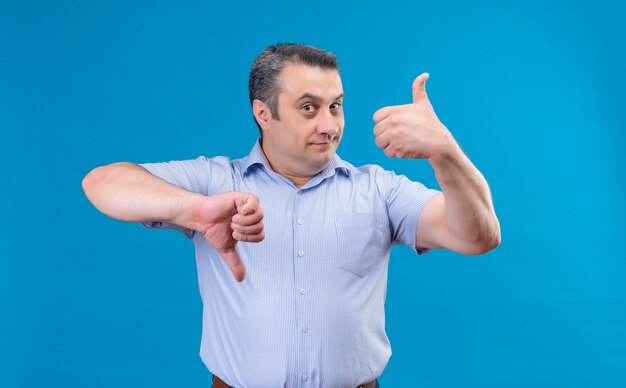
[{"x1": 249, "y1": 43, "x2": 339, "y2": 134}]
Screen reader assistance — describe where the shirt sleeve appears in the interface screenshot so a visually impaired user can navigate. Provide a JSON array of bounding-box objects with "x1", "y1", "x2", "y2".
[
  {"x1": 378, "y1": 168, "x2": 441, "y2": 255},
  {"x1": 138, "y1": 156, "x2": 231, "y2": 239}
]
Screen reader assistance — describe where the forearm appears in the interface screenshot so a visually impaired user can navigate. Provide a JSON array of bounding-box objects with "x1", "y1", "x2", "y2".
[
  {"x1": 429, "y1": 143, "x2": 500, "y2": 246},
  {"x1": 82, "y1": 162, "x2": 203, "y2": 230}
]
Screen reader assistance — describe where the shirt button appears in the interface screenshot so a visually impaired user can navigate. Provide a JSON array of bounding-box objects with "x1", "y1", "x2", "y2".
[
  {"x1": 301, "y1": 327, "x2": 308, "y2": 333},
  {"x1": 300, "y1": 288, "x2": 306, "y2": 294},
  {"x1": 297, "y1": 219, "x2": 304, "y2": 225},
  {"x1": 301, "y1": 373, "x2": 308, "y2": 381},
  {"x1": 298, "y1": 250, "x2": 304, "y2": 257}
]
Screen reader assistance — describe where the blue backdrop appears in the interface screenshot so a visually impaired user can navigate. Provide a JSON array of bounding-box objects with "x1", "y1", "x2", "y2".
[{"x1": 1, "y1": 0, "x2": 625, "y2": 387}]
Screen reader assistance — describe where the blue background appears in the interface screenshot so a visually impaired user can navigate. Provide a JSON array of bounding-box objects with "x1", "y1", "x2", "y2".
[{"x1": 1, "y1": 0, "x2": 625, "y2": 387}]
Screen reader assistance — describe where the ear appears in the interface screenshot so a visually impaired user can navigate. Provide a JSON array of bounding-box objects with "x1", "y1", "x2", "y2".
[{"x1": 253, "y1": 99, "x2": 272, "y2": 133}]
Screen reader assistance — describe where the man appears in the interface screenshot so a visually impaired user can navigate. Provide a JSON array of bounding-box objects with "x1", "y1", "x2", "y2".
[{"x1": 83, "y1": 43, "x2": 500, "y2": 388}]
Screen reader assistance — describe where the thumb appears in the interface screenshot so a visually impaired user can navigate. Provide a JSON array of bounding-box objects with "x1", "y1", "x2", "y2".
[
  {"x1": 412, "y1": 72, "x2": 430, "y2": 104},
  {"x1": 218, "y1": 247, "x2": 246, "y2": 282}
]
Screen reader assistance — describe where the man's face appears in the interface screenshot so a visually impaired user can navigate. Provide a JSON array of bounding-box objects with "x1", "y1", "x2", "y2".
[{"x1": 261, "y1": 63, "x2": 344, "y2": 179}]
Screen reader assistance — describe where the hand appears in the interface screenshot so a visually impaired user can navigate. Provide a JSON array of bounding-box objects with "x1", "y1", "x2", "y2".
[
  {"x1": 192, "y1": 192, "x2": 264, "y2": 282},
  {"x1": 373, "y1": 73, "x2": 454, "y2": 160}
]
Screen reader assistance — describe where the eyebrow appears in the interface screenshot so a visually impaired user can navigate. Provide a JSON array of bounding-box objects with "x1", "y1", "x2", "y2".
[{"x1": 296, "y1": 93, "x2": 344, "y2": 103}]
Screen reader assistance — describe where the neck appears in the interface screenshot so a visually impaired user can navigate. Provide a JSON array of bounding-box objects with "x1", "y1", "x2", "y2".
[
  {"x1": 260, "y1": 140, "x2": 315, "y2": 189},
  {"x1": 278, "y1": 172, "x2": 311, "y2": 189}
]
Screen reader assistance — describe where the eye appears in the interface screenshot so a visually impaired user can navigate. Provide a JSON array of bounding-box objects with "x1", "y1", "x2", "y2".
[
  {"x1": 330, "y1": 102, "x2": 342, "y2": 110},
  {"x1": 302, "y1": 103, "x2": 317, "y2": 113}
]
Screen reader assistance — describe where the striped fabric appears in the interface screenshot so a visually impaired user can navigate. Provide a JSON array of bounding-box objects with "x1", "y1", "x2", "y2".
[{"x1": 139, "y1": 140, "x2": 440, "y2": 388}]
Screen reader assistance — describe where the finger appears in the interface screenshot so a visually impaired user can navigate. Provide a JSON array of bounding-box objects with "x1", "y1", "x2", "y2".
[
  {"x1": 412, "y1": 72, "x2": 430, "y2": 104},
  {"x1": 232, "y1": 207, "x2": 263, "y2": 226},
  {"x1": 236, "y1": 193, "x2": 259, "y2": 216},
  {"x1": 383, "y1": 146, "x2": 396, "y2": 158},
  {"x1": 372, "y1": 106, "x2": 395, "y2": 123},
  {"x1": 218, "y1": 248, "x2": 246, "y2": 282},
  {"x1": 374, "y1": 114, "x2": 394, "y2": 137},
  {"x1": 232, "y1": 221, "x2": 264, "y2": 236},
  {"x1": 233, "y1": 229, "x2": 265, "y2": 243},
  {"x1": 374, "y1": 131, "x2": 391, "y2": 149},
  {"x1": 373, "y1": 121, "x2": 386, "y2": 137},
  {"x1": 237, "y1": 209, "x2": 263, "y2": 225}
]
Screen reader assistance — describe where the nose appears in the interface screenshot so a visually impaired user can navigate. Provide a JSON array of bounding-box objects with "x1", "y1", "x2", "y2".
[{"x1": 316, "y1": 109, "x2": 340, "y2": 138}]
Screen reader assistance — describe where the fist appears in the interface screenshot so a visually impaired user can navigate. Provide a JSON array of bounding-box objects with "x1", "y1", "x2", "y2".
[
  {"x1": 193, "y1": 192, "x2": 264, "y2": 282},
  {"x1": 373, "y1": 73, "x2": 453, "y2": 160}
]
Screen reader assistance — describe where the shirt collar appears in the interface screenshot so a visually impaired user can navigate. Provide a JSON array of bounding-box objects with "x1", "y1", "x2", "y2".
[{"x1": 243, "y1": 139, "x2": 352, "y2": 179}]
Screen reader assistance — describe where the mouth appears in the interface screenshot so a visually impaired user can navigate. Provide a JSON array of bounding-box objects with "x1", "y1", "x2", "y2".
[
  {"x1": 310, "y1": 137, "x2": 336, "y2": 146},
  {"x1": 309, "y1": 142, "x2": 332, "y2": 151}
]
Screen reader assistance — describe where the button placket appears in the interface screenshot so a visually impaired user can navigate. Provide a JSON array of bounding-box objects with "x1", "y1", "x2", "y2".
[{"x1": 293, "y1": 189, "x2": 310, "y2": 384}]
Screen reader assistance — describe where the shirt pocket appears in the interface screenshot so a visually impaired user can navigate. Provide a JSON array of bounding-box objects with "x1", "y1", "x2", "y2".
[{"x1": 334, "y1": 213, "x2": 385, "y2": 278}]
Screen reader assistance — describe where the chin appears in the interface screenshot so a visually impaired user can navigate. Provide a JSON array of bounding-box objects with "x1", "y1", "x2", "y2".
[
  {"x1": 316, "y1": 152, "x2": 335, "y2": 169},
  {"x1": 301, "y1": 154, "x2": 329, "y2": 172},
  {"x1": 302, "y1": 142, "x2": 338, "y2": 169}
]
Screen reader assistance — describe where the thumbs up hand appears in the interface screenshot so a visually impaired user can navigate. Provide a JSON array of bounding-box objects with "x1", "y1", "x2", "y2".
[{"x1": 373, "y1": 73, "x2": 455, "y2": 160}]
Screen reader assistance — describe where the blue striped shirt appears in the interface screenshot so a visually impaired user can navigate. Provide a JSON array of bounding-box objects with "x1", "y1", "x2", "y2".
[{"x1": 139, "y1": 140, "x2": 440, "y2": 387}]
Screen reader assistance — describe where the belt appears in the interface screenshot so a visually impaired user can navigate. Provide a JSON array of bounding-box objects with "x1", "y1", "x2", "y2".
[{"x1": 212, "y1": 375, "x2": 378, "y2": 388}]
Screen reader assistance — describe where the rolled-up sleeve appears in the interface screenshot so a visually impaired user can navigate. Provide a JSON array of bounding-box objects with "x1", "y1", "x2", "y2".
[
  {"x1": 138, "y1": 157, "x2": 212, "y2": 239},
  {"x1": 380, "y1": 169, "x2": 440, "y2": 254}
]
